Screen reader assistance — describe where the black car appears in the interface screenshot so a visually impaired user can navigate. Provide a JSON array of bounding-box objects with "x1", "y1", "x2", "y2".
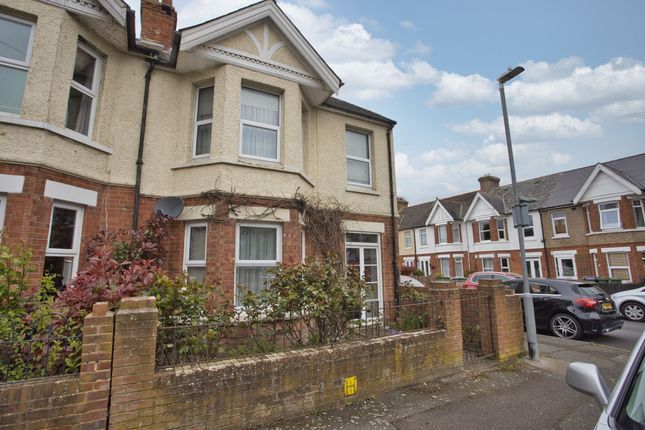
[{"x1": 504, "y1": 278, "x2": 624, "y2": 340}]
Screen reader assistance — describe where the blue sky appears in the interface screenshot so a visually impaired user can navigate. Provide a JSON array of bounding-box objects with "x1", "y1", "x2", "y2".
[{"x1": 128, "y1": 0, "x2": 645, "y2": 204}]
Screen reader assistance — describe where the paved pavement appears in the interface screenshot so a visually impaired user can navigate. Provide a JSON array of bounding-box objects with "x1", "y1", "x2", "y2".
[{"x1": 258, "y1": 334, "x2": 635, "y2": 430}]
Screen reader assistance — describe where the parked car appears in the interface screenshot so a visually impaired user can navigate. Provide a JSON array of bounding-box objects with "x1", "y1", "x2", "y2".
[
  {"x1": 611, "y1": 286, "x2": 645, "y2": 322},
  {"x1": 400, "y1": 275, "x2": 425, "y2": 288},
  {"x1": 462, "y1": 271, "x2": 521, "y2": 289},
  {"x1": 566, "y1": 330, "x2": 645, "y2": 429},
  {"x1": 504, "y1": 278, "x2": 623, "y2": 340}
]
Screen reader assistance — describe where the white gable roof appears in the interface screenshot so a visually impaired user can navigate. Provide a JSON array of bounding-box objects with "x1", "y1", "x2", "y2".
[
  {"x1": 573, "y1": 164, "x2": 641, "y2": 204},
  {"x1": 463, "y1": 192, "x2": 500, "y2": 221},
  {"x1": 425, "y1": 200, "x2": 454, "y2": 225}
]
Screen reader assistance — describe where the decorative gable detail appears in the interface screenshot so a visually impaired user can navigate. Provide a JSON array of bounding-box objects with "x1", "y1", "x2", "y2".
[
  {"x1": 463, "y1": 192, "x2": 500, "y2": 221},
  {"x1": 573, "y1": 164, "x2": 642, "y2": 204},
  {"x1": 40, "y1": 0, "x2": 127, "y2": 26},
  {"x1": 425, "y1": 201, "x2": 454, "y2": 226}
]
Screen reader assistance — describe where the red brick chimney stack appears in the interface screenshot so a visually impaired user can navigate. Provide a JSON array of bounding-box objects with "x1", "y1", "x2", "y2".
[
  {"x1": 478, "y1": 174, "x2": 501, "y2": 193},
  {"x1": 141, "y1": 0, "x2": 177, "y2": 50}
]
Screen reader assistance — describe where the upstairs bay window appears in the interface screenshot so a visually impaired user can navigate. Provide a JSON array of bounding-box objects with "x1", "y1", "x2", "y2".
[
  {"x1": 478, "y1": 220, "x2": 491, "y2": 241},
  {"x1": 438, "y1": 225, "x2": 447, "y2": 244},
  {"x1": 240, "y1": 87, "x2": 280, "y2": 161},
  {"x1": 497, "y1": 219, "x2": 506, "y2": 240},
  {"x1": 193, "y1": 85, "x2": 213, "y2": 158},
  {"x1": 65, "y1": 43, "x2": 101, "y2": 137},
  {"x1": 235, "y1": 223, "x2": 281, "y2": 305},
  {"x1": 632, "y1": 200, "x2": 644, "y2": 228},
  {"x1": 419, "y1": 228, "x2": 428, "y2": 247},
  {"x1": 346, "y1": 129, "x2": 371, "y2": 187},
  {"x1": 452, "y1": 223, "x2": 461, "y2": 243},
  {"x1": 551, "y1": 211, "x2": 568, "y2": 237},
  {"x1": 599, "y1": 202, "x2": 620, "y2": 230},
  {"x1": 0, "y1": 13, "x2": 35, "y2": 115}
]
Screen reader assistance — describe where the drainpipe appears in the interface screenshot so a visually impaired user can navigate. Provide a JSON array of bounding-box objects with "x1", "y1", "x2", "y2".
[
  {"x1": 538, "y1": 210, "x2": 551, "y2": 277},
  {"x1": 386, "y1": 126, "x2": 400, "y2": 306},
  {"x1": 132, "y1": 59, "x2": 156, "y2": 229}
]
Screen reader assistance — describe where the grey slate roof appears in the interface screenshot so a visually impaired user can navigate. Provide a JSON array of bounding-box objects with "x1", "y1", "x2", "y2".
[
  {"x1": 399, "y1": 152, "x2": 645, "y2": 230},
  {"x1": 323, "y1": 97, "x2": 397, "y2": 126}
]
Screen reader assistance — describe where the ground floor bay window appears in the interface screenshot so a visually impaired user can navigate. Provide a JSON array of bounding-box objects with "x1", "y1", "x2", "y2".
[
  {"x1": 346, "y1": 232, "x2": 382, "y2": 319},
  {"x1": 44, "y1": 202, "x2": 83, "y2": 289},
  {"x1": 235, "y1": 223, "x2": 282, "y2": 305}
]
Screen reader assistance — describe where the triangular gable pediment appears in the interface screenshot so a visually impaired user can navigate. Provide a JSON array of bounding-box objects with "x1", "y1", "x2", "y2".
[
  {"x1": 425, "y1": 201, "x2": 453, "y2": 225},
  {"x1": 573, "y1": 164, "x2": 641, "y2": 204},
  {"x1": 463, "y1": 193, "x2": 499, "y2": 221},
  {"x1": 45, "y1": 0, "x2": 128, "y2": 26},
  {"x1": 179, "y1": 1, "x2": 341, "y2": 103}
]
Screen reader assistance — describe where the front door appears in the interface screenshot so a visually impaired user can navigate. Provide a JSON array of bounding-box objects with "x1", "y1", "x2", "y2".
[
  {"x1": 525, "y1": 258, "x2": 542, "y2": 278},
  {"x1": 346, "y1": 233, "x2": 382, "y2": 319}
]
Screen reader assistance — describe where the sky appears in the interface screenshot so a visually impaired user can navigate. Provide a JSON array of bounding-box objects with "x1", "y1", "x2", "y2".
[{"x1": 126, "y1": 0, "x2": 645, "y2": 205}]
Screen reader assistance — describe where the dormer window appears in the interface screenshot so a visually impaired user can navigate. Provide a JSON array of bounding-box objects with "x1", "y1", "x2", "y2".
[
  {"x1": 599, "y1": 202, "x2": 620, "y2": 230},
  {"x1": 240, "y1": 87, "x2": 280, "y2": 161}
]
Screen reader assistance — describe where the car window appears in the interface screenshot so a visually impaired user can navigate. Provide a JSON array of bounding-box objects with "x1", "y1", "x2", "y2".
[
  {"x1": 615, "y1": 354, "x2": 645, "y2": 427},
  {"x1": 576, "y1": 284, "x2": 606, "y2": 296},
  {"x1": 471, "y1": 275, "x2": 481, "y2": 282}
]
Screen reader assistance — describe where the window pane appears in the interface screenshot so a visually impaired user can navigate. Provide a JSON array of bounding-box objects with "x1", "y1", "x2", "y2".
[
  {"x1": 364, "y1": 265, "x2": 378, "y2": 283},
  {"x1": 634, "y1": 201, "x2": 645, "y2": 227},
  {"x1": 363, "y1": 248, "x2": 378, "y2": 265},
  {"x1": 610, "y1": 268, "x2": 630, "y2": 280},
  {"x1": 560, "y1": 258, "x2": 575, "y2": 277},
  {"x1": 346, "y1": 247, "x2": 360, "y2": 265},
  {"x1": 241, "y1": 124, "x2": 277, "y2": 159},
  {"x1": 0, "y1": 65, "x2": 27, "y2": 115},
  {"x1": 346, "y1": 130, "x2": 369, "y2": 158},
  {"x1": 72, "y1": 47, "x2": 96, "y2": 89},
  {"x1": 347, "y1": 233, "x2": 378, "y2": 244},
  {"x1": 364, "y1": 283, "x2": 378, "y2": 300},
  {"x1": 601, "y1": 209, "x2": 619, "y2": 228},
  {"x1": 482, "y1": 258, "x2": 493, "y2": 272},
  {"x1": 347, "y1": 159, "x2": 370, "y2": 185},
  {"x1": 236, "y1": 266, "x2": 272, "y2": 297},
  {"x1": 452, "y1": 225, "x2": 460, "y2": 242},
  {"x1": 455, "y1": 258, "x2": 464, "y2": 277},
  {"x1": 608, "y1": 252, "x2": 629, "y2": 266},
  {"x1": 188, "y1": 226, "x2": 206, "y2": 261},
  {"x1": 197, "y1": 86, "x2": 213, "y2": 120},
  {"x1": 65, "y1": 87, "x2": 93, "y2": 135},
  {"x1": 187, "y1": 266, "x2": 205, "y2": 283},
  {"x1": 439, "y1": 225, "x2": 447, "y2": 243},
  {"x1": 440, "y1": 259, "x2": 450, "y2": 277},
  {"x1": 0, "y1": 16, "x2": 31, "y2": 63},
  {"x1": 554, "y1": 219, "x2": 567, "y2": 235},
  {"x1": 195, "y1": 124, "x2": 211, "y2": 156},
  {"x1": 241, "y1": 87, "x2": 279, "y2": 125},
  {"x1": 239, "y1": 226, "x2": 277, "y2": 260},
  {"x1": 43, "y1": 256, "x2": 74, "y2": 290},
  {"x1": 48, "y1": 207, "x2": 77, "y2": 249}
]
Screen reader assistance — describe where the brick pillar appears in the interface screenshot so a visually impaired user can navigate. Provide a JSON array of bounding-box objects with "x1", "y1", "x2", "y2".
[
  {"x1": 479, "y1": 280, "x2": 525, "y2": 361},
  {"x1": 109, "y1": 297, "x2": 158, "y2": 429},
  {"x1": 79, "y1": 302, "x2": 114, "y2": 430},
  {"x1": 427, "y1": 280, "x2": 464, "y2": 367}
]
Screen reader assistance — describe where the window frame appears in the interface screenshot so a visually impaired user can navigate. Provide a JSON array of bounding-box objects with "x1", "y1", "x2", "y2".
[
  {"x1": 183, "y1": 222, "x2": 207, "y2": 281},
  {"x1": 500, "y1": 256, "x2": 510, "y2": 273},
  {"x1": 45, "y1": 202, "x2": 84, "y2": 285},
  {"x1": 497, "y1": 219, "x2": 506, "y2": 241},
  {"x1": 606, "y1": 252, "x2": 632, "y2": 283},
  {"x1": 65, "y1": 42, "x2": 102, "y2": 138},
  {"x1": 555, "y1": 255, "x2": 577, "y2": 279},
  {"x1": 192, "y1": 84, "x2": 214, "y2": 159},
  {"x1": 404, "y1": 230, "x2": 412, "y2": 249},
  {"x1": 452, "y1": 223, "x2": 461, "y2": 243},
  {"x1": 632, "y1": 200, "x2": 645, "y2": 228},
  {"x1": 551, "y1": 211, "x2": 569, "y2": 237},
  {"x1": 234, "y1": 222, "x2": 282, "y2": 305},
  {"x1": 523, "y1": 214, "x2": 535, "y2": 238},
  {"x1": 478, "y1": 220, "x2": 491, "y2": 242},
  {"x1": 438, "y1": 224, "x2": 448, "y2": 244},
  {"x1": 439, "y1": 257, "x2": 451, "y2": 278},
  {"x1": 0, "y1": 195, "x2": 6, "y2": 232},
  {"x1": 454, "y1": 256, "x2": 464, "y2": 278},
  {"x1": 419, "y1": 228, "x2": 428, "y2": 247},
  {"x1": 239, "y1": 86, "x2": 281, "y2": 162},
  {"x1": 418, "y1": 257, "x2": 430, "y2": 275},
  {"x1": 599, "y1": 201, "x2": 621, "y2": 230},
  {"x1": 0, "y1": 12, "x2": 36, "y2": 116},
  {"x1": 346, "y1": 232, "x2": 382, "y2": 320},
  {"x1": 482, "y1": 257, "x2": 494, "y2": 272},
  {"x1": 345, "y1": 128, "x2": 372, "y2": 187}
]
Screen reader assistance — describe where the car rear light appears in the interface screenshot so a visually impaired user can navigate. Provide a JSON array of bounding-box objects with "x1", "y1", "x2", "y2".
[{"x1": 575, "y1": 297, "x2": 597, "y2": 310}]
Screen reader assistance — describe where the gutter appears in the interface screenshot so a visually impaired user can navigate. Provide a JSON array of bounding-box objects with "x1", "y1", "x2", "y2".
[{"x1": 386, "y1": 126, "x2": 400, "y2": 306}]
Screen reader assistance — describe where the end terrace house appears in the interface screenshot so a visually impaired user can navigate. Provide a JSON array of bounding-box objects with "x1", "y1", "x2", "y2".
[{"x1": 0, "y1": 0, "x2": 399, "y2": 307}]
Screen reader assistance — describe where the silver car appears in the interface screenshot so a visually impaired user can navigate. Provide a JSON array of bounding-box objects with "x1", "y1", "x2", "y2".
[
  {"x1": 567, "y1": 330, "x2": 645, "y2": 429},
  {"x1": 612, "y1": 286, "x2": 645, "y2": 322}
]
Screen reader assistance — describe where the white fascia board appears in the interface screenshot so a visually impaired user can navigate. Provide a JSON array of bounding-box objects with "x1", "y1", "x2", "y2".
[
  {"x1": 97, "y1": 0, "x2": 128, "y2": 26},
  {"x1": 573, "y1": 164, "x2": 641, "y2": 204},
  {"x1": 44, "y1": 180, "x2": 97, "y2": 207},
  {"x1": 600, "y1": 246, "x2": 631, "y2": 253},
  {"x1": 0, "y1": 174, "x2": 25, "y2": 193},
  {"x1": 497, "y1": 253, "x2": 511, "y2": 258},
  {"x1": 437, "y1": 254, "x2": 450, "y2": 259},
  {"x1": 425, "y1": 200, "x2": 453, "y2": 226},
  {"x1": 525, "y1": 252, "x2": 542, "y2": 258},
  {"x1": 478, "y1": 254, "x2": 494, "y2": 259},
  {"x1": 463, "y1": 192, "x2": 499, "y2": 221}
]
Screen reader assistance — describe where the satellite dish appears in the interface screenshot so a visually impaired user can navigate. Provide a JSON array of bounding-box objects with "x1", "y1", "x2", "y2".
[{"x1": 154, "y1": 197, "x2": 184, "y2": 218}]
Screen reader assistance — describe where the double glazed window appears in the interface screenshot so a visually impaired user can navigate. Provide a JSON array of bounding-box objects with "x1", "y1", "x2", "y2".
[
  {"x1": 44, "y1": 203, "x2": 83, "y2": 289},
  {"x1": 240, "y1": 87, "x2": 280, "y2": 161},
  {"x1": 184, "y1": 223, "x2": 207, "y2": 283},
  {"x1": 193, "y1": 86, "x2": 213, "y2": 157},
  {"x1": 478, "y1": 221, "x2": 491, "y2": 241},
  {"x1": 346, "y1": 232, "x2": 381, "y2": 318},
  {"x1": 497, "y1": 219, "x2": 506, "y2": 240},
  {"x1": 235, "y1": 223, "x2": 281, "y2": 304},
  {"x1": 500, "y1": 257, "x2": 510, "y2": 273},
  {"x1": 482, "y1": 257, "x2": 494, "y2": 272},
  {"x1": 439, "y1": 258, "x2": 450, "y2": 277},
  {"x1": 633, "y1": 200, "x2": 645, "y2": 228},
  {"x1": 606, "y1": 253, "x2": 631, "y2": 281},
  {"x1": 65, "y1": 43, "x2": 101, "y2": 137},
  {"x1": 0, "y1": 13, "x2": 35, "y2": 115},
  {"x1": 599, "y1": 202, "x2": 620, "y2": 230},
  {"x1": 523, "y1": 214, "x2": 535, "y2": 238},
  {"x1": 438, "y1": 225, "x2": 448, "y2": 244},
  {"x1": 419, "y1": 228, "x2": 428, "y2": 247},
  {"x1": 346, "y1": 129, "x2": 371, "y2": 187},
  {"x1": 404, "y1": 230, "x2": 412, "y2": 248},
  {"x1": 418, "y1": 258, "x2": 430, "y2": 275},
  {"x1": 555, "y1": 255, "x2": 576, "y2": 279},
  {"x1": 452, "y1": 223, "x2": 461, "y2": 243},
  {"x1": 454, "y1": 257, "x2": 464, "y2": 278},
  {"x1": 551, "y1": 211, "x2": 568, "y2": 236}
]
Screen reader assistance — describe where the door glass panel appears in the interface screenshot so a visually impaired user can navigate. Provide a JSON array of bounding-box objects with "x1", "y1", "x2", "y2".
[
  {"x1": 48, "y1": 207, "x2": 77, "y2": 249},
  {"x1": 346, "y1": 248, "x2": 359, "y2": 265},
  {"x1": 365, "y1": 283, "x2": 378, "y2": 300},
  {"x1": 363, "y1": 248, "x2": 378, "y2": 264},
  {"x1": 364, "y1": 265, "x2": 378, "y2": 283},
  {"x1": 346, "y1": 233, "x2": 378, "y2": 243}
]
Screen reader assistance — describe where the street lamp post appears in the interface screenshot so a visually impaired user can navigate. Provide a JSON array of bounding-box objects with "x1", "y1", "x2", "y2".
[{"x1": 497, "y1": 66, "x2": 539, "y2": 361}]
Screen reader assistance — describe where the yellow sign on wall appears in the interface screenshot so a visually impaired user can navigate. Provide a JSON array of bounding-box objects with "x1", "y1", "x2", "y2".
[{"x1": 343, "y1": 376, "x2": 357, "y2": 396}]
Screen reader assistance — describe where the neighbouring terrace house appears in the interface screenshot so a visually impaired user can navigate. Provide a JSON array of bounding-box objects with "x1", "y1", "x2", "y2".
[
  {"x1": 0, "y1": 0, "x2": 399, "y2": 310},
  {"x1": 399, "y1": 153, "x2": 645, "y2": 285}
]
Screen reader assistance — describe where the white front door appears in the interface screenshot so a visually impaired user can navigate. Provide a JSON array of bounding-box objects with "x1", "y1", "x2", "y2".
[
  {"x1": 346, "y1": 233, "x2": 382, "y2": 319},
  {"x1": 525, "y1": 258, "x2": 542, "y2": 278}
]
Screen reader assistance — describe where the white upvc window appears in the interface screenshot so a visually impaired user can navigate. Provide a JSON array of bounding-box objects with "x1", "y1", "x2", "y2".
[
  {"x1": 523, "y1": 214, "x2": 535, "y2": 238},
  {"x1": 403, "y1": 257, "x2": 415, "y2": 268},
  {"x1": 497, "y1": 219, "x2": 506, "y2": 240},
  {"x1": 478, "y1": 220, "x2": 491, "y2": 241},
  {"x1": 346, "y1": 232, "x2": 382, "y2": 319},
  {"x1": 418, "y1": 257, "x2": 430, "y2": 275},
  {"x1": 65, "y1": 43, "x2": 102, "y2": 137},
  {"x1": 633, "y1": 200, "x2": 645, "y2": 228},
  {"x1": 184, "y1": 223, "x2": 207, "y2": 283},
  {"x1": 0, "y1": 195, "x2": 6, "y2": 232},
  {"x1": 551, "y1": 211, "x2": 568, "y2": 237},
  {"x1": 235, "y1": 223, "x2": 282, "y2": 305},
  {"x1": 404, "y1": 230, "x2": 412, "y2": 249},
  {"x1": 500, "y1": 257, "x2": 510, "y2": 273},
  {"x1": 482, "y1": 257, "x2": 494, "y2": 272},
  {"x1": 454, "y1": 256, "x2": 464, "y2": 278},
  {"x1": 193, "y1": 85, "x2": 214, "y2": 158},
  {"x1": 44, "y1": 202, "x2": 84, "y2": 288},
  {"x1": 419, "y1": 228, "x2": 428, "y2": 247},
  {"x1": 606, "y1": 252, "x2": 631, "y2": 282},
  {"x1": 346, "y1": 129, "x2": 372, "y2": 187},
  {"x1": 438, "y1": 225, "x2": 448, "y2": 244},
  {"x1": 439, "y1": 258, "x2": 450, "y2": 278},
  {"x1": 555, "y1": 255, "x2": 577, "y2": 279},
  {"x1": 240, "y1": 87, "x2": 280, "y2": 161},
  {"x1": 0, "y1": 13, "x2": 35, "y2": 116},
  {"x1": 599, "y1": 202, "x2": 621, "y2": 230},
  {"x1": 452, "y1": 223, "x2": 461, "y2": 243}
]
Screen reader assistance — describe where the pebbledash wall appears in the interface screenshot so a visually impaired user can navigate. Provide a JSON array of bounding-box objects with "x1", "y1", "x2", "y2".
[{"x1": 0, "y1": 283, "x2": 525, "y2": 430}]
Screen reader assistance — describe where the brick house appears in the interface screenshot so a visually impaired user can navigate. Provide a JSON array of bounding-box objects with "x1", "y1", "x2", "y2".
[
  {"x1": 0, "y1": 0, "x2": 399, "y2": 309},
  {"x1": 399, "y1": 153, "x2": 645, "y2": 285}
]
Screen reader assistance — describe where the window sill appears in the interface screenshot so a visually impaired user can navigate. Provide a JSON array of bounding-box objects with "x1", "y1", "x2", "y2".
[
  {"x1": 0, "y1": 114, "x2": 112, "y2": 154},
  {"x1": 346, "y1": 186, "x2": 380, "y2": 196},
  {"x1": 552, "y1": 235, "x2": 570, "y2": 239}
]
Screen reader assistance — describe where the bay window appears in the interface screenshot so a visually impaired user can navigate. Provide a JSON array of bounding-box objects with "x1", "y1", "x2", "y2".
[
  {"x1": 0, "y1": 13, "x2": 35, "y2": 115},
  {"x1": 482, "y1": 257, "x2": 494, "y2": 272},
  {"x1": 497, "y1": 219, "x2": 506, "y2": 240},
  {"x1": 235, "y1": 223, "x2": 281, "y2": 304},
  {"x1": 240, "y1": 87, "x2": 280, "y2": 161},
  {"x1": 65, "y1": 43, "x2": 101, "y2": 137},
  {"x1": 454, "y1": 256, "x2": 464, "y2": 278},
  {"x1": 452, "y1": 223, "x2": 461, "y2": 243},
  {"x1": 439, "y1": 258, "x2": 450, "y2": 277},
  {"x1": 346, "y1": 129, "x2": 372, "y2": 187},
  {"x1": 184, "y1": 223, "x2": 207, "y2": 283},
  {"x1": 479, "y1": 220, "x2": 491, "y2": 241},
  {"x1": 599, "y1": 202, "x2": 620, "y2": 230},
  {"x1": 438, "y1": 225, "x2": 447, "y2": 244},
  {"x1": 633, "y1": 200, "x2": 644, "y2": 228},
  {"x1": 193, "y1": 85, "x2": 213, "y2": 157},
  {"x1": 44, "y1": 203, "x2": 83, "y2": 289}
]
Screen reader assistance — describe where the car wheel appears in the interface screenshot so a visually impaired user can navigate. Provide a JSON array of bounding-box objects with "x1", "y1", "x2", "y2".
[
  {"x1": 550, "y1": 313, "x2": 582, "y2": 340},
  {"x1": 621, "y1": 302, "x2": 645, "y2": 322}
]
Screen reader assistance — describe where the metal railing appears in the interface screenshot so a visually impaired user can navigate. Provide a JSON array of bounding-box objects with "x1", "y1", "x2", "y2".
[{"x1": 156, "y1": 300, "x2": 445, "y2": 367}]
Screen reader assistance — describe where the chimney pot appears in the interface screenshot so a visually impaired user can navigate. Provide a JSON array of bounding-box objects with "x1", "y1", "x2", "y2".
[{"x1": 478, "y1": 174, "x2": 501, "y2": 193}]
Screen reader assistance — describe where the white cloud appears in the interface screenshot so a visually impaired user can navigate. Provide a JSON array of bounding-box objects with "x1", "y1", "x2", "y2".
[
  {"x1": 406, "y1": 41, "x2": 431, "y2": 56},
  {"x1": 400, "y1": 20, "x2": 418, "y2": 31},
  {"x1": 426, "y1": 72, "x2": 496, "y2": 107},
  {"x1": 421, "y1": 148, "x2": 464, "y2": 163}
]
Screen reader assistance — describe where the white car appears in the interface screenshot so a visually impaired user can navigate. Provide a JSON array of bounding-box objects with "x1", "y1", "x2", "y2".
[
  {"x1": 400, "y1": 275, "x2": 425, "y2": 288},
  {"x1": 611, "y1": 286, "x2": 645, "y2": 322}
]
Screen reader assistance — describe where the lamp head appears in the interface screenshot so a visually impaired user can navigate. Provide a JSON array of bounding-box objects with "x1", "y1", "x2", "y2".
[{"x1": 497, "y1": 66, "x2": 525, "y2": 84}]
